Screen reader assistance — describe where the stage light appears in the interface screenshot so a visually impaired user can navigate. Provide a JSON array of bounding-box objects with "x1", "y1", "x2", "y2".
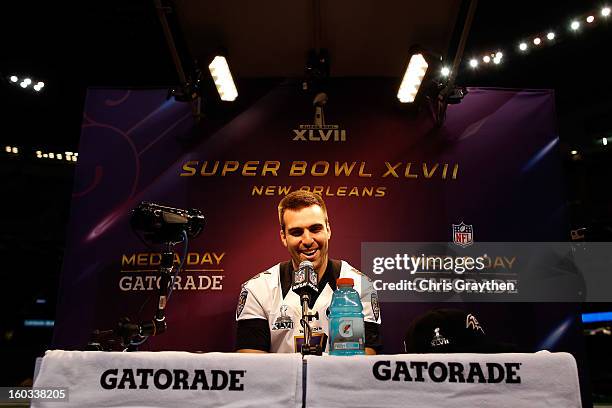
[
  {"x1": 570, "y1": 20, "x2": 580, "y2": 30},
  {"x1": 602, "y1": 7, "x2": 611, "y2": 17},
  {"x1": 20, "y1": 82, "x2": 27, "y2": 88},
  {"x1": 208, "y1": 56, "x2": 238, "y2": 102},
  {"x1": 571, "y1": 150, "x2": 578, "y2": 155},
  {"x1": 533, "y1": 37, "x2": 542, "y2": 45},
  {"x1": 469, "y1": 59, "x2": 478, "y2": 68},
  {"x1": 49, "y1": 152, "x2": 54, "y2": 159},
  {"x1": 37, "y1": 81, "x2": 44, "y2": 88},
  {"x1": 519, "y1": 42, "x2": 528, "y2": 51},
  {"x1": 603, "y1": 138, "x2": 608, "y2": 146},
  {"x1": 493, "y1": 56, "x2": 501, "y2": 64},
  {"x1": 586, "y1": 15, "x2": 595, "y2": 23},
  {"x1": 483, "y1": 55, "x2": 491, "y2": 63},
  {"x1": 5, "y1": 146, "x2": 11, "y2": 153},
  {"x1": 397, "y1": 53, "x2": 429, "y2": 103},
  {"x1": 495, "y1": 51, "x2": 503, "y2": 59},
  {"x1": 24, "y1": 78, "x2": 32, "y2": 85},
  {"x1": 57, "y1": 153, "x2": 63, "y2": 160},
  {"x1": 12, "y1": 147, "x2": 18, "y2": 154},
  {"x1": 36, "y1": 150, "x2": 42, "y2": 158},
  {"x1": 440, "y1": 66, "x2": 450, "y2": 77},
  {"x1": 10, "y1": 75, "x2": 18, "y2": 82},
  {"x1": 33, "y1": 85, "x2": 42, "y2": 92},
  {"x1": 547, "y1": 32, "x2": 555, "y2": 40}
]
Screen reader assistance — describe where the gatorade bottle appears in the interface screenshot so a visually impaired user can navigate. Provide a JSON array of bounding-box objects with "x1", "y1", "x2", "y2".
[{"x1": 328, "y1": 278, "x2": 365, "y2": 355}]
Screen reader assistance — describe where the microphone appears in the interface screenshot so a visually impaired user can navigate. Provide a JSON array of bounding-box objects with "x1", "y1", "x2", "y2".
[
  {"x1": 292, "y1": 260, "x2": 319, "y2": 302},
  {"x1": 292, "y1": 261, "x2": 322, "y2": 355}
]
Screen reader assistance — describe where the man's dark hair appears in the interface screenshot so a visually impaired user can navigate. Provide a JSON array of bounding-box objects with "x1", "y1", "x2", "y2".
[{"x1": 278, "y1": 190, "x2": 328, "y2": 231}]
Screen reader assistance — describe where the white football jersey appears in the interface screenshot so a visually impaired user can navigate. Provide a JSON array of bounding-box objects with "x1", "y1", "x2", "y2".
[{"x1": 236, "y1": 260, "x2": 381, "y2": 353}]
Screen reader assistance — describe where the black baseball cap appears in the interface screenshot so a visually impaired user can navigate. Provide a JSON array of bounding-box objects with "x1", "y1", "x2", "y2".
[{"x1": 403, "y1": 308, "x2": 517, "y2": 353}]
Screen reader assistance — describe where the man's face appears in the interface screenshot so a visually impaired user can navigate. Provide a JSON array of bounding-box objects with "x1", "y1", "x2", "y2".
[{"x1": 280, "y1": 204, "x2": 331, "y2": 275}]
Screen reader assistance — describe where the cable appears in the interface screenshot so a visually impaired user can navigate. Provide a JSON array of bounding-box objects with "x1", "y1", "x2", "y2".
[{"x1": 167, "y1": 229, "x2": 188, "y2": 301}]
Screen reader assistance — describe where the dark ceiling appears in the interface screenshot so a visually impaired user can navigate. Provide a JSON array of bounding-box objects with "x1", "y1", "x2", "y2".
[{"x1": 2, "y1": 0, "x2": 611, "y2": 149}]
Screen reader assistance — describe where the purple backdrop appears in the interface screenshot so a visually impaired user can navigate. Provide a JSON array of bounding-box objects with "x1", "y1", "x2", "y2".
[{"x1": 54, "y1": 83, "x2": 570, "y2": 354}]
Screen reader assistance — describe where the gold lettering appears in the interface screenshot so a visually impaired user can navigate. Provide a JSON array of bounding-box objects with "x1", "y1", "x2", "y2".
[
  {"x1": 334, "y1": 162, "x2": 356, "y2": 176},
  {"x1": 358, "y1": 162, "x2": 372, "y2": 177},
  {"x1": 375, "y1": 187, "x2": 386, "y2": 197},
  {"x1": 187, "y1": 253, "x2": 199, "y2": 265},
  {"x1": 452, "y1": 164, "x2": 459, "y2": 179},
  {"x1": 423, "y1": 163, "x2": 439, "y2": 178},
  {"x1": 242, "y1": 161, "x2": 259, "y2": 176},
  {"x1": 150, "y1": 253, "x2": 161, "y2": 266},
  {"x1": 200, "y1": 253, "x2": 213, "y2": 265},
  {"x1": 404, "y1": 163, "x2": 418, "y2": 178},
  {"x1": 383, "y1": 162, "x2": 401, "y2": 178},
  {"x1": 122, "y1": 254, "x2": 136, "y2": 266},
  {"x1": 262, "y1": 161, "x2": 280, "y2": 176},
  {"x1": 137, "y1": 253, "x2": 148, "y2": 266},
  {"x1": 290, "y1": 161, "x2": 307, "y2": 176},
  {"x1": 278, "y1": 185, "x2": 292, "y2": 195},
  {"x1": 180, "y1": 161, "x2": 197, "y2": 176},
  {"x1": 200, "y1": 161, "x2": 219, "y2": 176},
  {"x1": 311, "y1": 161, "x2": 329, "y2": 176},
  {"x1": 213, "y1": 252, "x2": 225, "y2": 265},
  {"x1": 221, "y1": 161, "x2": 239, "y2": 176}
]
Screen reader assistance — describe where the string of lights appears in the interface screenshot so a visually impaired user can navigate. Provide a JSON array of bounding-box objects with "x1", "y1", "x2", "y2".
[
  {"x1": 6, "y1": 74, "x2": 45, "y2": 92},
  {"x1": 4, "y1": 146, "x2": 78, "y2": 162},
  {"x1": 439, "y1": 5, "x2": 611, "y2": 76}
]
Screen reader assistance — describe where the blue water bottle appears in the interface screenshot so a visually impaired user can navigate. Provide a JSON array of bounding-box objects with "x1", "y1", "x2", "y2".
[{"x1": 329, "y1": 278, "x2": 365, "y2": 355}]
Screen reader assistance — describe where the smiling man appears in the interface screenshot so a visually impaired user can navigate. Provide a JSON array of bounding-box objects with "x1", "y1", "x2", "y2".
[{"x1": 235, "y1": 190, "x2": 382, "y2": 354}]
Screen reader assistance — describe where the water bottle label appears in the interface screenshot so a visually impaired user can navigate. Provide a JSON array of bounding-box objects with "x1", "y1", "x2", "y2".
[
  {"x1": 333, "y1": 342, "x2": 361, "y2": 350},
  {"x1": 331, "y1": 317, "x2": 364, "y2": 351}
]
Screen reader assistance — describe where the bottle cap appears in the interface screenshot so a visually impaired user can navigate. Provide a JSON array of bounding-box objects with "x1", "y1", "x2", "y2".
[{"x1": 336, "y1": 278, "x2": 354, "y2": 286}]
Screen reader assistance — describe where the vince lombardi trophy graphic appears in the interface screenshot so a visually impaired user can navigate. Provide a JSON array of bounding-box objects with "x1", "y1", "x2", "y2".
[{"x1": 313, "y1": 92, "x2": 328, "y2": 127}]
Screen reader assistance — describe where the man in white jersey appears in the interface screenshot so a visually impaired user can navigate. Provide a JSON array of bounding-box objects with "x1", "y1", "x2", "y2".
[{"x1": 235, "y1": 190, "x2": 382, "y2": 354}]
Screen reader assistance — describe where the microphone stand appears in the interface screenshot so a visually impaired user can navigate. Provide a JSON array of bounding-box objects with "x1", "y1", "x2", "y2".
[
  {"x1": 117, "y1": 242, "x2": 176, "y2": 350},
  {"x1": 300, "y1": 294, "x2": 321, "y2": 356},
  {"x1": 88, "y1": 241, "x2": 178, "y2": 351}
]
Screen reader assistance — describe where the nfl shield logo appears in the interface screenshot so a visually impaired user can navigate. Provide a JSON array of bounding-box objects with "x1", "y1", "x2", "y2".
[{"x1": 452, "y1": 222, "x2": 473, "y2": 247}]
